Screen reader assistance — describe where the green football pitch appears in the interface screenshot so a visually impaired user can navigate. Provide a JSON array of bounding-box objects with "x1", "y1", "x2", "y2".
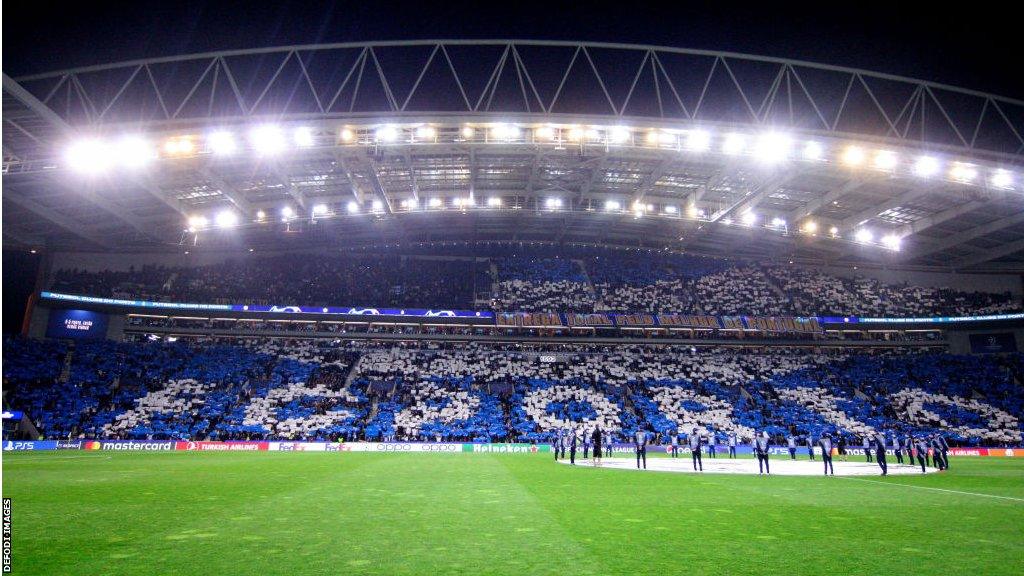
[{"x1": 3, "y1": 452, "x2": 1023, "y2": 575}]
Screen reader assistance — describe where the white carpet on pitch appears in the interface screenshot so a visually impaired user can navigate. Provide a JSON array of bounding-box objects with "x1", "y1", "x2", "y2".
[{"x1": 557, "y1": 457, "x2": 938, "y2": 476}]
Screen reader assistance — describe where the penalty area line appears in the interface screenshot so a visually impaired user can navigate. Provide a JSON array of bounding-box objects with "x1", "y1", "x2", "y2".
[{"x1": 837, "y1": 476, "x2": 1024, "y2": 503}]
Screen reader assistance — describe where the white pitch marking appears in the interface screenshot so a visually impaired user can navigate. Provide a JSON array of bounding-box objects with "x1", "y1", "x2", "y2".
[
  {"x1": 837, "y1": 477, "x2": 1024, "y2": 503},
  {"x1": 558, "y1": 457, "x2": 934, "y2": 476}
]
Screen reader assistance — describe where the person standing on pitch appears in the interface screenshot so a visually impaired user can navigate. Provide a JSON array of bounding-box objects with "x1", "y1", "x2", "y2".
[
  {"x1": 893, "y1": 430, "x2": 904, "y2": 465},
  {"x1": 635, "y1": 429, "x2": 647, "y2": 470},
  {"x1": 754, "y1": 431, "x2": 770, "y2": 475},
  {"x1": 862, "y1": 436, "x2": 873, "y2": 462},
  {"x1": 818, "y1": 433, "x2": 834, "y2": 475},
  {"x1": 786, "y1": 434, "x2": 797, "y2": 460},
  {"x1": 806, "y1": 434, "x2": 816, "y2": 460},
  {"x1": 569, "y1": 427, "x2": 578, "y2": 465},
  {"x1": 582, "y1": 427, "x2": 591, "y2": 460},
  {"x1": 707, "y1": 428, "x2": 717, "y2": 458},
  {"x1": 592, "y1": 425, "x2": 603, "y2": 467},
  {"x1": 728, "y1": 432, "x2": 737, "y2": 458},
  {"x1": 930, "y1": 434, "x2": 946, "y2": 470},
  {"x1": 837, "y1": 435, "x2": 848, "y2": 462},
  {"x1": 689, "y1": 427, "x2": 703, "y2": 472},
  {"x1": 935, "y1": 433, "x2": 949, "y2": 469},
  {"x1": 554, "y1": 428, "x2": 563, "y2": 461},
  {"x1": 874, "y1": 429, "x2": 888, "y2": 476},
  {"x1": 669, "y1": 431, "x2": 679, "y2": 458},
  {"x1": 604, "y1": 430, "x2": 613, "y2": 456},
  {"x1": 914, "y1": 435, "x2": 929, "y2": 473},
  {"x1": 903, "y1": 433, "x2": 914, "y2": 466}
]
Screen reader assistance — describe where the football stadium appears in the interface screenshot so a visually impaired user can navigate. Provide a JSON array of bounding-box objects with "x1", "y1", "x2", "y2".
[{"x1": 3, "y1": 19, "x2": 1024, "y2": 576}]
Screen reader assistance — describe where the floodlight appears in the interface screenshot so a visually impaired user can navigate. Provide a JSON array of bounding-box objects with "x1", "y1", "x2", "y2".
[
  {"x1": 281, "y1": 206, "x2": 294, "y2": 219},
  {"x1": 741, "y1": 211, "x2": 758, "y2": 226},
  {"x1": 771, "y1": 217, "x2": 787, "y2": 228},
  {"x1": 545, "y1": 198, "x2": 562, "y2": 209},
  {"x1": 535, "y1": 126, "x2": 556, "y2": 141},
  {"x1": 347, "y1": 201, "x2": 360, "y2": 214},
  {"x1": 881, "y1": 234, "x2": 902, "y2": 251},
  {"x1": 339, "y1": 128, "x2": 356, "y2": 143},
  {"x1": 754, "y1": 133, "x2": 792, "y2": 164},
  {"x1": 802, "y1": 141, "x2": 824, "y2": 161},
  {"x1": 722, "y1": 133, "x2": 746, "y2": 155},
  {"x1": 913, "y1": 155, "x2": 940, "y2": 177},
  {"x1": 685, "y1": 130, "x2": 711, "y2": 152},
  {"x1": 371, "y1": 200, "x2": 384, "y2": 212},
  {"x1": 215, "y1": 210, "x2": 239, "y2": 228},
  {"x1": 855, "y1": 228, "x2": 873, "y2": 243},
  {"x1": 461, "y1": 126, "x2": 475, "y2": 139},
  {"x1": 187, "y1": 215, "x2": 208, "y2": 230},
  {"x1": 293, "y1": 127, "x2": 314, "y2": 147},
  {"x1": 566, "y1": 127, "x2": 584, "y2": 141},
  {"x1": 115, "y1": 136, "x2": 156, "y2": 169},
  {"x1": 415, "y1": 126, "x2": 436, "y2": 140},
  {"x1": 250, "y1": 125, "x2": 285, "y2": 155},
  {"x1": 990, "y1": 170, "x2": 1014, "y2": 189},
  {"x1": 375, "y1": 125, "x2": 399, "y2": 142},
  {"x1": 664, "y1": 205, "x2": 678, "y2": 214},
  {"x1": 164, "y1": 136, "x2": 195, "y2": 156},
  {"x1": 429, "y1": 198, "x2": 443, "y2": 208},
  {"x1": 842, "y1": 145, "x2": 866, "y2": 166},
  {"x1": 312, "y1": 204, "x2": 329, "y2": 216},
  {"x1": 873, "y1": 150, "x2": 898, "y2": 170},
  {"x1": 207, "y1": 131, "x2": 237, "y2": 155},
  {"x1": 609, "y1": 127, "x2": 631, "y2": 144},
  {"x1": 802, "y1": 220, "x2": 818, "y2": 234},
  {"x1": 950, "y1": 163, "x2": 978, "y2": 183},
  {"x1": 491, "y1": 124, "x2": 520, "y2": 140},
  {"x1": 487, "y1": 197, "x2": 502, "y2": 207},
  {"x1": 605, "y1": 200, "x2": 621, "y2": 211},
  {"x1": 66, "y1": 139, "x2": 110, "y2": 173}
]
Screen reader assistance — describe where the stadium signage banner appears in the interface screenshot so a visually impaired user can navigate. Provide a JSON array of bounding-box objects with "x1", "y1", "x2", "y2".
[
  {"x1": 233, "y1": 304, "x2": 493, "y2": 319},
  {"x1": 463, "y1": 443, "x2": 550, "y2": 453},
  {"x1": 83, "y1": 440, "x2": 175, "y2": 451},
  {"x1": 40, "y1": 292, "x2": 232, "y2": 311},
  {"x1": 1, "y1": 441, "x2": 57, "y2": 451},
  {"x1": 176, "y1": 441, "x2": 269, "y2": 451}
]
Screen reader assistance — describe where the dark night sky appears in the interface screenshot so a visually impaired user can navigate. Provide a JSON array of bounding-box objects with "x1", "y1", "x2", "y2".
[{"x1": 2, "y1": 0, "x2": 1023, "y2": 99}]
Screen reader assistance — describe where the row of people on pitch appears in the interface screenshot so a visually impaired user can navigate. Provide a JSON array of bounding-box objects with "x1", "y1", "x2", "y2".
[{"x1": 552, "y1": 426, "x2": 613, "y2": 464}]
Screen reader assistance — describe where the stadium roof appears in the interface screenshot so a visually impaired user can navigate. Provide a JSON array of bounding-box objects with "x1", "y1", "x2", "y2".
[{"x1": 3, "y1": 40, "x2": 1024, "y2": 272}]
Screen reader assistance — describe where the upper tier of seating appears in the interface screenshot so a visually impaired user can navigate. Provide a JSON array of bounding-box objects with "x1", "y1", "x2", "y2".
[
  {"x1": 50, "y1": 246, "x2": 1020, "y2": 317},
  {"x1": 5, "y1": 337, "x2": 1022, "y2": 446}
]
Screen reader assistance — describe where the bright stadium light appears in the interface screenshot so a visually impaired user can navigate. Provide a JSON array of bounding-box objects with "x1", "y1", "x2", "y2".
[
  {"x1": 829, "y1": 226, "x2": 839, "y2": 237},
  {"x1": 741, "y1": 211, "x2": 758, "y2": 226},
  {"x1": 990, "y1": 169, "x2": 1014, "y2": 189},
  {"x1": 771, "y1": 217, "x2": 787, "y2": 228},
  {"x1": 802, "y1": 141, "x2": 824, "y2": 161},
  {"x1": 281, "y1": 206, "x2": 294, "y2": 220},
  {"x1": 250, "y1": 125, "x2": 285, "y2": 155},
  {"x1": 664, "y1": 205, "x2": 678, "y2": 215},
  {"x1": 256, "y1": 210, "x2": 266, "y2": 221},
  {"x1": 722, "y1": 217, "x2": 734, "y2": 226},
  {"x1": 491, "y1": 124, "x2": 520, "y2": 140},
  {"x1": 312, "y1": 204, "x2": 329, "y2": 216},
  {"x1": 802, "y1": 220, "x2": 818, "y2": 234},
  {"x1": 461, "y1": 126, "x2": 475, "y2": 139},
  {"x1": 429, "y1": 197, "x2": 443, "y2": 208},
  {"x1": 66, "y1": 139, "x2": 111, "y2": 174},
  {"x1": 855, "y1": 228, "x2": 873, "y2": 243},
  {"x1": 605, "y1": 200, "x2": 621, "y2": 211},
  {"x1": 347, "y1": 201, "x2": 360, "y2": 214},
  {"x1": 585, "y1": 128, "x2": 601, "y2": 141},
  {"x1": 535, "y1": 126, "x2": 556, "y2": 141},
  {"x1": 164, "y1": 136, "x2": 195, "y2": 156},
  {"x1": 339, "y1": 128, "x2": 356, "y2": 143},
  {"x1": 566, "y1": 127, "x2": 584, "y2": 141},
  {"x1": 873, "y1": 150, "x2": 898, "y2": 171},
  {"x1": 685, "y1": 130, "x2": 711, "y2": 152},
  {"x1": 545, "y1": 197, "x2": 562, "y2": 209},
  {"x1": 487, "y1": 197, "x2": 502, "y2": 207},
  {"x1": 722, "y1": 133, "x2": 746, "y2": 155},
  {"x1": 187, "y1": 215, "x2": 208, "y2": 230},
  {"x1": 375, "y1": 125, "x2": 399, "y2": 143},
  {"x1": 881, "y1": 234, "x2": 902, "y2": 251},
  {"x1": 415, "y1": 126, "x2": 436, "y2": 140},
  {"x1": 950, "y1": 162, "x2": 978, "y2": 183},
  {"x1": 293, "y1": 127, "x2": 314, "y2": 147},
  {"x1": 913, "y1": 155, "x2": 940, "y2": 177},
  {"x1": 207, "y1": 131, "x2": 237, "y2": 155},
  {"x1": 609, "y1": 126, "x2": 631, "y2": 144},
  {"x1": 754, "y1": 133, "x2": 792, "y2": 164},
  {"x1": 842, "y1": 145, "x2": 866, "y2": 166},
  {"x1": 115, "y1": 136, "x2": 156, "y2": 169},
  {"x1": 215, "y1": 210, "x2": 239, "y2": 229},
  {"x1": 372, "y1": 200, "x2": 384, "y2": 212}
]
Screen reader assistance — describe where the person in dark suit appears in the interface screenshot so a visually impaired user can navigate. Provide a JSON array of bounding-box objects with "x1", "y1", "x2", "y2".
[
  {"x1": 689, "y1": 427, "x2": 703, "y2": 472},
  {"x1": 893, "y1": 430, "x2": 904, "y2": 465},
  {"x1": 930, "y1": 435, "x2": 947, "y2": 470},
  {"x1": 753, "y1": 431, "x2": 770, "y2": 475},
  {"x1": 592, "y1": 426, "x2": 603, "y2": 466},
  {"x1": 914, "y1": 436, "x2": 929, "y2": 473},
  {"x1": 554, "y1": 429, "x2": 563, "y2": 461},
  {"x1": 874, "y1": 430, "x2": 888, "y2": 476},
  {"x1": 936, "y1": 433, "x2": 949, "y2": 469},
  {"x1": 635, "y1": 429, "x2": 647, "y2": 470},
  {"x1": 569, "y1": 428, "x2": 578, "y2": 465},
  {"x1": 806, "y1": 434, "x2": 816, "y2": 460},
  {"x1": 818, "y1": 433, "x2": 834, "y2": 475}
]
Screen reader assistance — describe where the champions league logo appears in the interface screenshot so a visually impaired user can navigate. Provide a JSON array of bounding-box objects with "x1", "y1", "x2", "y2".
[
  {"x1": 268, "y1": 305, "x2": 302, "y2": 313},
  {"x1": 347, "y1": 308, "x2": 381, "y2": 315},
  {"x1": 423, "y1": 310, "x2": 456, "y2": 317}
]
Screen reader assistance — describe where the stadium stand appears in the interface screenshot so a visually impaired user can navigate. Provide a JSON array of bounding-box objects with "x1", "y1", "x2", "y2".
[
  {"x1": 5, "y1": 337, "x2": 1021, "y2": 446},
  {"x1": 48, "y1": 246, "x2": 1021, "y2": 316}
]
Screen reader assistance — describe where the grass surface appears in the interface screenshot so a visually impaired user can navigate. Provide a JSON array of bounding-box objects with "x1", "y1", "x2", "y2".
[{"x1": 3, "y1": 452, "x2": 1023, "y2": 575}]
